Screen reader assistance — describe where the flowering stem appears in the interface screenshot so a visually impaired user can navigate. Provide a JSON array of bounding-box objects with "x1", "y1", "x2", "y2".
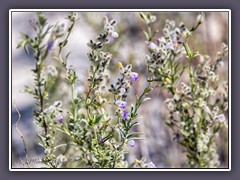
[
  {"x1": 183, "y1": 42, "x2": 193, "y2": 59},
  {"x1": 58, "y1": 13, "x2": 77, "y2": 55},
  {"x1": 85, "y1": 61, "x2": 99, "y2": 108}
]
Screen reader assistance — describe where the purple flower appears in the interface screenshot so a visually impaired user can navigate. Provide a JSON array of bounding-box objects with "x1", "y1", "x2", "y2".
[
  {"x1": 47, "y1": 40, "x2": 54, "y2": 51},
  {"x1": 128, "y1": 140, "x2": 135, "y2": 147},
  {"x1": 116, "y1": 100, "x2": 127, "y2": 109},
  {"x1": 99, "y1": 136, "x2": 104, "y2": 142},
  {"x1": 217, "y1": 114, "x2": 226, "y2": 122},
  {"x1": 108, "y1": 36, "x2": 116, "y2": 43},
  {"x1": 57, "y1": 115, "x2": 63, "y2": 124},
  {"x1": 157, "y1": 37, "x2": 166, "y2": 46},
  {"x1": 130, "y1": 72, "x2": 139, "y2": 82},
  {"x1": 122, "y1": 110, "x2": 129, "y2": 120},
  {"x1": 166, "y1": 42, "x2": 175, "y2": 50}
]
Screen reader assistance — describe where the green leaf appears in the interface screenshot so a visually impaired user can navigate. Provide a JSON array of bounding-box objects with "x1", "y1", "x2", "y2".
[
  {"x1": 62, "y1": 40, "x2": 68, "y2": 47},
  {"x1": 40, "y1": 25, "x2": 53, "y2": 39},
  {"x1": 143, "y1": 31, "x2": 150, "y2": 41},
  {"x1": 37, "y1": 12, "x2": 47, "y2": 26},
  {"x1": 88, "y1": 113, "x2": 94, "y2": 126},
  {"x1": 129, "y1": 121, "x2": 140, "y2": 129},
  {"x1": 17, "y1": 40, "x2": 27, "y2": 49},
  {"x1": 56, "y1": 127, "x2": 70, "y2": 136},
  {"x1": 139, "y1": 12, "x2": 146, "y2": 21},
  {"x1": 94, "y1": 114, "x2": 102, "y2": 124},
  {"x1": 129, "y1": 137, "x2": 146, "y2": 140},
  {"x1": 142, "y1": 97, "x2": 151, "y2": 104},
  {"x1": 190, "y1": 27, "x2": 195, "y2": 32},
  {"x1": 23, "y1": 85, "x2": 34, "y2": 94},
  {"x1": 144, "y1": 87, "x2": 152, "y2": 94},
  {"x1": 147, "y1": 13, "x2": 151, "y2": 20},
  {"x1": 65, "y1": 52, "x2": 71, "y2": 60},
  {"x1": 213, "y1": 124, "x2": 221, "y2": 134},
  {"x1": 102, "y1": 133, "x2": 113, "y2": 142},
  {"x1": 81, "y1": 119, "x2": 89, "y2": 126},
  {"x1": 126, "y1": 132, "x2": 143, "y2": 139},
  {"x1": 20, "y1": 32, "x2": 29, "y2": 39}
]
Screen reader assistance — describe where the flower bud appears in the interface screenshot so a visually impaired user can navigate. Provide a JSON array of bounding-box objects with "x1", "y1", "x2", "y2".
[{"x1": 197, "y1": 12, "x2": 205, "y2": 24}]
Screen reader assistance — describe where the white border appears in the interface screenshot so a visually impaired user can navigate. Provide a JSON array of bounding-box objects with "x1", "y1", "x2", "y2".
[{"x1": 9, "y1": 9, "x2": 231, "y2": 171}]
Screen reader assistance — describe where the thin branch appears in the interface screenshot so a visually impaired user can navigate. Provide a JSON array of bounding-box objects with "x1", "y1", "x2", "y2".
[{"x1": 14, "y1": 100, "x2": 32, "y2": 168}]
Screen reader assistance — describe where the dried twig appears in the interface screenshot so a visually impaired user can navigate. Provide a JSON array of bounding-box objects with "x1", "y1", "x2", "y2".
[{"x1": 14, "y1": 100, "x2": 32, "y2": 168}]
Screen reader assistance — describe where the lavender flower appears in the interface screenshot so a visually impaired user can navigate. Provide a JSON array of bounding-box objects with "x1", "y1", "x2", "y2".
[
  {"x1": 201, "y1": 103, "x2": 211, "y2": 115},
  {"x1": 57, "y1": 114, "x2": 63, "y2": 124},
  {"x1": 122, "y1": 110, "x2": 129, "y2": 120},
  {"x1": 116, "y1": 100, "x2": 127, "y2": 109},
  {"x1": 217, "y1": 114, "x2": 226, "y2": 122},
  {"x1": 166, "y1": 42, "x2": 178, "y2": 50},
  {"x1": 128, "y1": 140, "x2": 135, "y2": 147},
  {"x1": 99, "y1": 136, "x2": 104, "y2": 142},
  {"x1": 157, "y1": 37, "x2": 166, "y2": 46},
  {"x1": 47, "y1": 40, "x2": 54, "y2": 51},
  {"x1": 130, "y1": 72, "x2": 139, "y2": 82}
]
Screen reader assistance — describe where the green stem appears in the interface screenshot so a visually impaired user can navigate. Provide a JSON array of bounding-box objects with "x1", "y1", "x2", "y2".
[
  {"x1": 183, "y1": 42, "x2": 193, "y2": 58},
  {"x1": 58, "y1": 21, "x2": 75, "y2": 55},
  {"x1": 147, "y1": 24, "x2": 152, "y2": 41},
  {"x1": 85, "y1": 63, "x2": 99, "y2": 108},
  {"x1": 70, "y1": 84, "x2": 78, "y2": 122}
]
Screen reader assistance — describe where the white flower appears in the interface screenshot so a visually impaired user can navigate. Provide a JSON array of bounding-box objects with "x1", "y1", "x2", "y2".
[
  {"x1": 148, "y1": 42, "x2": 159, "y2": 52},
  {"x1": 147, "y1": 162, "x2": 156, "y2": 168},
  {"x1": 103, "y1": 17, "x2": 118, "y2": 38},
  {"x1": 150, "y1": 15, "x2": 156, "y2": 23},
  {"x1": 119, "y1": 87, "x2": 126, "y2": 96},
  {"x1": 110, "y1": 31, "x2": 119, "y2": 38}
]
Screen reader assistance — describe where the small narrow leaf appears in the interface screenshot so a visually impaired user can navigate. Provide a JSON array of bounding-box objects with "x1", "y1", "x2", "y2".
[
  {"x1": 143, "y1": 31, "x2": 150, "y2": 41},
  {"x1": 17, "y1": 40, "x2": 27, "y2": 49},
  {"x1": 139, "y1": 12, "x2": 146, "y2": 21},
  {"x1": 94, "y1": 114, "x2": 102, "y2": 124},
  {"x1": 142, "y1": 97, "x2": 151, "y2": 103}
]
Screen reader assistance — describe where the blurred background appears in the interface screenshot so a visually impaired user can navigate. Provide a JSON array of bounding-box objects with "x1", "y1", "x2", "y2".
[{"x1": 11, "y1": 11, "x2": 229, "y2": 168}]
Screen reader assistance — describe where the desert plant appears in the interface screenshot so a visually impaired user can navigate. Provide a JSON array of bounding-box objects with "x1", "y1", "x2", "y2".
[
  {"x1": 17, "y1": 12, "x2": 154, "y2": 168},
  {"x1": 140, "y1": 12, "x2": 228, "y2": 168}
]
